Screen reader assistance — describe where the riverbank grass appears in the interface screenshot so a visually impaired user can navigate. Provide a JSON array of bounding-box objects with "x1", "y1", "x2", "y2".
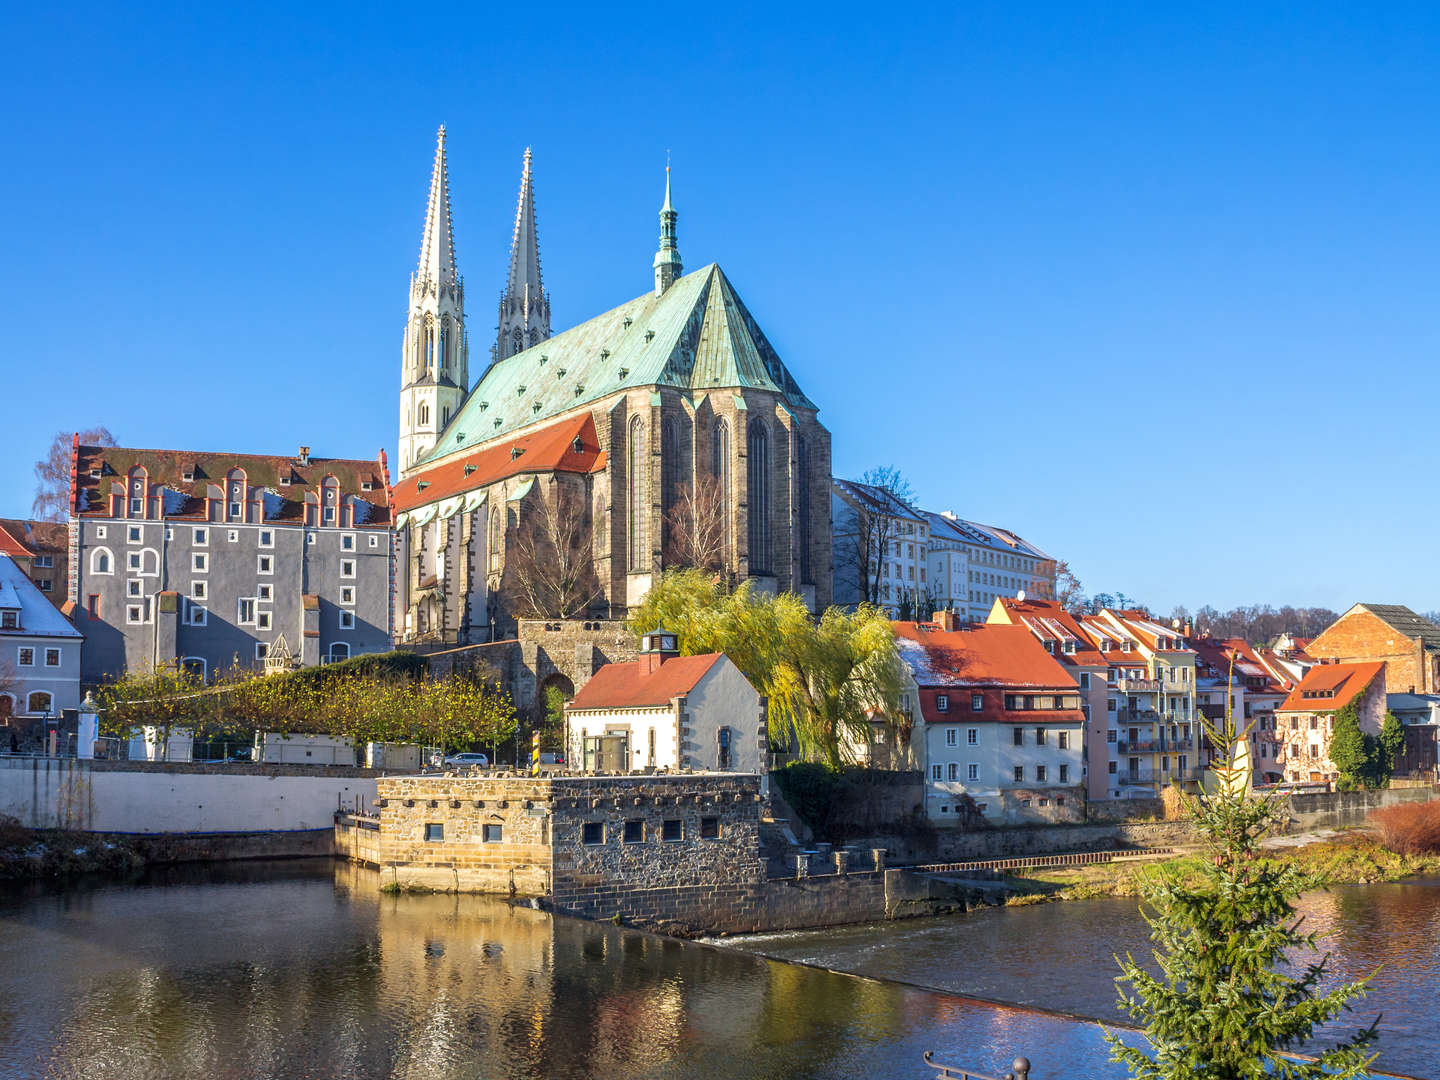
[{"x1": 1002, "y1": 832, "x2": 1440, "y2": 904}]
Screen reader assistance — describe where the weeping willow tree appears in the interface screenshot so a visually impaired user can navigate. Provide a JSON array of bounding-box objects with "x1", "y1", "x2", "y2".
[
  {"x1": 628, "y1": 569, "x2": 907, "y2": 766},
  {"x1": 1105, "y1": 664, "x2": 1379, "y2": 1079}
]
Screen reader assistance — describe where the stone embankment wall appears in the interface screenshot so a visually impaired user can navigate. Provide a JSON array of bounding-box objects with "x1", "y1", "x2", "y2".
[
  {"x1": 0, "y1": 757, "x2": 379, "y2": 834},
  {"x1": 1288, "y1": 784, "x2": 1437, "y2": 829},
  {"x1": 334, "y1": 813, "x2": 381, "y2": 865}
]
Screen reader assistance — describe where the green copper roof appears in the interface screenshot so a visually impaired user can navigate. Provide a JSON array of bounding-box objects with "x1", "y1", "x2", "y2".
[{"x1": 420, "y1": 263, "x2": 815, "y2": 464}]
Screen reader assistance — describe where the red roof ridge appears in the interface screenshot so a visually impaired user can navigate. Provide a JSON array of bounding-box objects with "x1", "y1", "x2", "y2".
[{"x1": 568, "y1": 652, "x2": 728, "y2": 710}]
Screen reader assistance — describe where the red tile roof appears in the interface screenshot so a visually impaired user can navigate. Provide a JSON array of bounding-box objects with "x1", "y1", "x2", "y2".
[
  {"x1": 568, "y1": 653, "x2": 726, "y2": 710},
  {"x1": 1277, "y1": 661, "x2": 1384, "y2": 713},
  {"x1": 894, "y1": 621, "x2": 1080, "y2": 689},
  {"x1": 0, "y1": 519, "x2": 66, "y2": 555},
  {"x1": 0, "y1": 525, "x2": 32, "y2": 558},
  {"x1": 992, "y1": 597, "x2": 1106, "y2": 666},
  {"x1": 392, "y1": 412, "x2": 605, "y2": 514},
  {"x1": 72, "y1": 444, "x2": 390, "y2": 526}
]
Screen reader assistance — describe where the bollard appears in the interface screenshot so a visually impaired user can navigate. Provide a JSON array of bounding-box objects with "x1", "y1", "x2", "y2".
[
  {"x1": 1009, "y1": 1057, "x2": 1031, "y2": 1080},
  {"x1": 872, "y1": 848, "x2": 886, "y2": 872},
  {"x1": 834, "y1": 851, "x2": 850, "y2": 875}
]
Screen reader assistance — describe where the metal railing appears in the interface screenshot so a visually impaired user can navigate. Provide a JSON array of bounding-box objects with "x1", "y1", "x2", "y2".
[
  {"x1": 924, "y1": 1052, "x2": 1031, "y2": 1080},
  {"x1": 914, "y1": 847, "x2": 1174, "y2": 875}
]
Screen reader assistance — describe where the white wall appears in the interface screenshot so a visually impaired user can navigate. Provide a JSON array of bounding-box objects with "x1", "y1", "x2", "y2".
[
  {"x1": 684, "y1": 658, "x2": 766, "y2": 772},
  {"x1": 0, "y1": 758, "x2": 377, "y2": 833}
]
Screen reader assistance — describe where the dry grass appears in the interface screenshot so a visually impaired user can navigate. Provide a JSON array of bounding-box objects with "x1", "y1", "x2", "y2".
[{"x1": 1370, "y1": 799, "x2": 1440, "y2": 855}]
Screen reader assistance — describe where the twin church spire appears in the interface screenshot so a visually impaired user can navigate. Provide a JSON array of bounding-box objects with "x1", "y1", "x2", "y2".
[{"x1": 398, "y1": 126, "x2": 681, "y2": 478}]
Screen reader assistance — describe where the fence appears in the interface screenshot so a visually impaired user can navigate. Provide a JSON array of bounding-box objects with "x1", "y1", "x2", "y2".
[{"x1": 914, "y1": 847, "x2": 1175, "y2": 875}]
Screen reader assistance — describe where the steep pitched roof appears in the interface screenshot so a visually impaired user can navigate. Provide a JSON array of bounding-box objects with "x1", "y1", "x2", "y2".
[
  {"x1": 1356, "y1": 604, "x2": 1440, "y2": 652},
  {"x1": 568, "y1": 653, "x2": 726, "y2": 709},
  {"x1": 893, "y1": 621, "x2": 1080, "y2": 689},
  {"x1": 834, "y1": 478, "x2": 924, "y2": 523},
  {"x1": 392, "y1": 412, "x2": 604, "y2": 514},
  {"x1": 0, "y1": 519, "x2": 66, "y2": 556},
  {"x1": 504, "y1": 147, "x2": 543, "y2": 302},
  {"x1": 1277, "y1": 661, "x2": 1385, "y2": 713},
  {"x1": 991, "y1": 597, "x2": 1105, "y2": 666},
  {"x1": 73, "y1": 445, "x2": 391, "y2": 526},
  {"x1": 421, "y1": 263, "x2": 816, "y2": 466},
  {"x1": 0, "y1": 525, "x2": 33, "y2": 559},
  {"x1": 0, "y1": 556, "x2": 82, "y2": 639},
  {"x1": 417, "y1": 126, "x2": 458, "y2": 290}
]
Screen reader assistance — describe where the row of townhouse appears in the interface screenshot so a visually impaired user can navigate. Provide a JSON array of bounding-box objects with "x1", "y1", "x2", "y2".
[{"x1": 831, "y1": 479, "x2": 1057, "y2": 621}]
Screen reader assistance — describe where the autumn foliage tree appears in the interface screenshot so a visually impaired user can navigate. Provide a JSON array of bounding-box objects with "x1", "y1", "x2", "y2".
[{"x1": 628, "y1": 569, "x2": 907, "y2": 767}]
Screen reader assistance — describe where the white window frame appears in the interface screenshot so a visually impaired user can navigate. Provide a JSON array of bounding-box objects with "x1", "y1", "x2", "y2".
[
  {"x1": 966, "y1": 728, "x2": 978, "y2": 745},
  {"x1": 339, "y1": 586, "x2": 355, "y2": 606},
  {"x1": 33, "y1": 555, "x2": 53, "y2": 569},
  {"x1": 95, "y1": 526, "x2": 107, "y2": 539},
  {"x1": 193, "y1": 528, "x2": 208, "y2": 546},
  {"x1": 128, "y1": 525, "x2": 142, "y2": 543},
  {"x1": 945, "y1": 728, "x2": 957, "y2": 747},
  {"x1": 259, "y1": 529, "x2": 274, "y2": 548},
  {"x1": 193, "y1": 552, "x2": 209, "y2": 573},
  {"x1": 341, "y1": 533, "x2": 355, "y2": 551},
  {"x1": 257, "y1": 611, "x2": 272, "y2": 631},
  {"x1": 237, "y1": 598, "x2": 256, "y2": 625},
  {"x1": 936, "y1": 693, "x2": 949, "y2": 712},
  {"x1": 340, "y1": 560, "x2": 355, "y2": 578},
  {"x1": 257, "y1": 554, "x2": 273, "y2": 575},
  {"x1": 127, "y1": 551, "x2": 142, "y2": 571},
  {"x1": 368, "y1": 535, "x2": 380, "y2": 549},
  {"x1": 126, "y1": 603, "x2": 146, "y2": 625},
  {"x1": 127, "y1": 579, "x2": 143, "y2": 597},
  {"x1": 191, "y1": 581, "x2": 207, "y2": 600},
  {"x1": 967, "y1": 762, "x2": 979, "y2": 781},
  {"x1": 17, "y1": 647, "x2": 35, "y2": 667},
  {"x1": 255, "y1": 642, "x2": 268, "y2": 660},
  {"x1": 257, "y1": 584, "x2": 273, "y2": 602}
]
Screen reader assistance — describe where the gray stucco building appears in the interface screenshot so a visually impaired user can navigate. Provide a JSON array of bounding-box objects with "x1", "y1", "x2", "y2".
[{"x1": 65, "y1": 440, "x2": 394, "y2": 684}]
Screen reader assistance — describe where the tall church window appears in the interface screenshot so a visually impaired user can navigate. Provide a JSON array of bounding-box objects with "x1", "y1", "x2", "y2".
[
  {"x1": 661, "y1": 416, "x2": 680, "y2": 541},
  {"x1": 628, "y1": 416, "x2": 647, "y2": 571},
  {"x1": 796, "y1": 434, "x2": 811, "y2": 584},
  {"x1": 425, "y1": 317, "x2": 435, "y2": 376},
  {"x1": 712, "y1": 419, "x2": 731, "y2": 562},
  {"x1": 438, "y1": 319, "x2": 450, "y2": 377},
  {"x1": 418, "y1": 403, "x2": 430, "y2": 427},
  {"x1": 528, "y1": 328, "x2": 540, "y2": 347},
  {"x1": 511, "y1": 328, "x2": 524, "y2": 356},
  {"x1": 747, "y1": 419, "x2": 769, "y2": 574}
]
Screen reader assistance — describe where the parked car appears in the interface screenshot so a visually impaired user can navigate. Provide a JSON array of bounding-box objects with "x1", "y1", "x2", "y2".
[{"x1": 444, "y1": 752, "x2": 490, "y2": 769}]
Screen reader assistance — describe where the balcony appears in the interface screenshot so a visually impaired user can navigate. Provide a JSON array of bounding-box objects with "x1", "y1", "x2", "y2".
[
  {"x1": 1119, "y1": 775, "x2": 1159, "y2": 788},
  {"x1": 1116, "y1": 678, "x2": 1162, "y2": 694}
]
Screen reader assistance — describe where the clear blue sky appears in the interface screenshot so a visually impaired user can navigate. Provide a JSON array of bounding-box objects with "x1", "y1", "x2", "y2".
[{"x1": 4, "y1": 2, "x2": 1437, "y2": 614}]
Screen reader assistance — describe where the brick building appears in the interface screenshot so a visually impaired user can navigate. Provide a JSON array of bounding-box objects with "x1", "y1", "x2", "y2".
[
  {"x1": 66, "y1": 441, "x2": 394, "y2": 683},
  {"x1": 0, "y1": 519, "x2": 68, "y2": 608},
  {"x1": 1274, "y1": 661, "x2": 1386, "y2": 784},
  {"x1": 1307, "y1": 604, "x2": 1440, "y2": 696}
]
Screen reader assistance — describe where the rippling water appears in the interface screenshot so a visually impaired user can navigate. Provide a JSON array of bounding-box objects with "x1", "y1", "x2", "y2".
[{"x1": 0, "y1": 863, "x2": 1431, "y2": 1079}]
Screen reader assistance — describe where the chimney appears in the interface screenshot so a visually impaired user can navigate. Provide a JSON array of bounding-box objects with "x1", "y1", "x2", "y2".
[
  {"x1": 640, "y1": 627, "x2": 679, "y2": 675},
  {"x1": 1184, "y1": 620, "x2": 1193, "y2": 638},
  {"x1": 297, "y1": 445, "x2": 311, "y2": 467},
  {"x1": 934, "y1": 610, "x2": 960, "y2": 632}
]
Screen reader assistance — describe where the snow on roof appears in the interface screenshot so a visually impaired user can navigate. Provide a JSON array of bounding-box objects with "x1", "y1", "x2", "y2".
[{"x1": 0, "y1": 556, "x2": 82, "y2": 639}]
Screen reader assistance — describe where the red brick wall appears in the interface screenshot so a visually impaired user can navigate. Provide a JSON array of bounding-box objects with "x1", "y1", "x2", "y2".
[{"x1": 1308, "y1": 609, "x2": 1435, "y2": 694}]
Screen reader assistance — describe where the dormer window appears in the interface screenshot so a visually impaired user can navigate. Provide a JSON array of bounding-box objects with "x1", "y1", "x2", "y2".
[
  {"x1": 1062, "y1": 640, "x2": 1076, "y2": 655},
  {"x1": 1, "y1": 610, "x2": 18, "y2": 630},
  {"x1": 361, "y1": 480, "x2": 374, "y2": 492}
]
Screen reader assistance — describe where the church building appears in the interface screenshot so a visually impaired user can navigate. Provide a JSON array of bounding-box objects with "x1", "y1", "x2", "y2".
[{"x1": 392, "y1": 129, "x2": 832, "y2": 643}]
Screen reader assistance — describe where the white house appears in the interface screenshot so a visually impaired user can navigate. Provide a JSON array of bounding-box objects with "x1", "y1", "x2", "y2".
[
  {"x1": 565, "y1": 629, "x2": 767, "y2": 774},
  {"x1": 892, "y1": 614, "x2": 1085, "y2": 824},
  {"x1": 0, "y1": 554, "x2": 83, "y2": 736}
]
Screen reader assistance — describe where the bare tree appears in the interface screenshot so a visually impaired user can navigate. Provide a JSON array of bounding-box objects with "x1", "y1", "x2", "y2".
[
  {"x1": 1052, "y1": 559, "x2": 1085, "y2": 613},
  {"x1": 34, "y1": 427, "x2": 116, "y2": 521},
  {"x1": 505, "y1": 483, "x2": 602, "y2": 620},
  {"x1": 835, "y1": 466, "x2": 913, "y2": 606},
  {"x1": 663, "y1": 482, "x2": 731, "y2": 577}
]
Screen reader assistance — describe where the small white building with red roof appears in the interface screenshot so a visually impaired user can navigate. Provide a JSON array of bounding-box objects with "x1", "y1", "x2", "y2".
[
  {"x1": 893, "y1": 612, "x2": 1085, "y2": 825},
  {"x1": 1275, "y1": 660, "x2": 1387, "y2": 784},
  {"x1": 564, "y1": 628, "x2": 766, "y2": 774}
]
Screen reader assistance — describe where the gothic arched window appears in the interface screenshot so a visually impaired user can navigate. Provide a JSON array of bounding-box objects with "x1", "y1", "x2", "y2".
[
  {"x1": 628, "y1": 416, "x2": 647, "y2": 571},
  {"x1": 528, "y1": 328, "x2": 540, "y2": 347},
  {"x1": 511, "y1": 328, "x2": 524, "y2": 356},
  {"x1": 418, "y1": 402, "x2": 430, "y2": 427},
  {"x1": 712, "y1": 419, "x2": 731, "y2": 561},
  {"x1": 747, "y1": 419, "x2": 769, "y2": 574},
  {"x1": 425, "y1": 316, "x2": 436, "y2": 376},
  {"x1": 796, "y1": 434, "x2": 810, "y2": 584},
  {"x1": 439, "y1": 318, "x2": 450, "y2": 377}
]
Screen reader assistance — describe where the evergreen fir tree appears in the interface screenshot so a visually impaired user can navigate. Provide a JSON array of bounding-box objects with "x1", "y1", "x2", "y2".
[{"x1": 1105, "y1": 704, "x2": 1379, "y2": 1078}]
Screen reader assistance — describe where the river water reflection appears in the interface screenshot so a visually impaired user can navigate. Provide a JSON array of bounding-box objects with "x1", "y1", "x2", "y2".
[{"x1": 0, "y1": 863, "x2": 1430, "y2": 1079}]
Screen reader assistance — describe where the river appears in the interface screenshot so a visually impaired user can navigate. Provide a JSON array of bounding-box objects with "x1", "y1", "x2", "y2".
[{"x1": 0, "y1": 862, "x2": 1431, "y2": 1079}]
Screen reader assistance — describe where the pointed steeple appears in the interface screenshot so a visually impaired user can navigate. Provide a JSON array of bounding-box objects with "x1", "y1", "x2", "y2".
[
  {"x1": 416, "y1": 125, "x2": 458, "y2": 289},
  {"x1": 493, "y1": 147, "x2": 552, "y2": 365},
  {"x1": 653, "y1": 163, "x2": 682, "y2": 295},
  {"x1": 400, "y1": 125, "x2": 468, "y2": 478}
]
